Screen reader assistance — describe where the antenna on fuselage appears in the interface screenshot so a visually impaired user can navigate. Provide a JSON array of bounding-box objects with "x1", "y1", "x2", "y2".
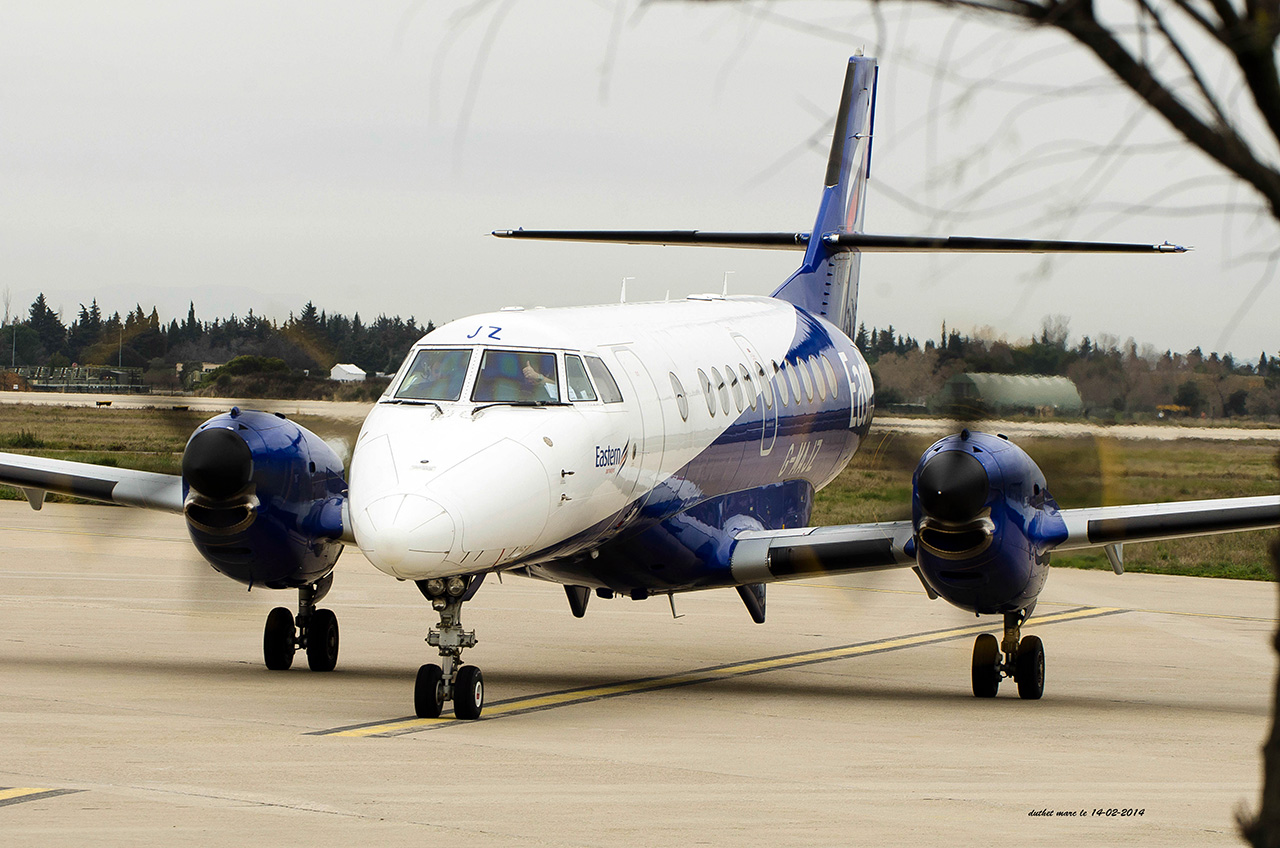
[
  {"x1": 620, "y1": 276, "x2": 634, "y2": 304},
  {"x1": 722, "y1": 271, "x2": 734, "y2": 296}
]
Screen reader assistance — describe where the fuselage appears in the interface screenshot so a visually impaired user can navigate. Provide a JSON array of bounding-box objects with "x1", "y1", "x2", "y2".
[{"x1": 348, "y1": 294, "x2": 873, "y2": 594}]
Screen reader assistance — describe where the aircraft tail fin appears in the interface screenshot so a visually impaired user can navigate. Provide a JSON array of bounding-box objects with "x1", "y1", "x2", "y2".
[
  {"x1": 492, "y1": 56, "x2": 1183, "y2": 332},
  {"x1": 770, "y1": 56, "x2": 877, "y2": 339}
]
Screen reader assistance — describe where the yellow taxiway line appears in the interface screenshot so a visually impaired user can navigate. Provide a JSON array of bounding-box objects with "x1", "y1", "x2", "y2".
[
  {"x1": 322, "y1": 605, "x2": 1121, "y2": 738},
  {"x1": 0, "y1": 787, "x2": 81, "y2": 807}
]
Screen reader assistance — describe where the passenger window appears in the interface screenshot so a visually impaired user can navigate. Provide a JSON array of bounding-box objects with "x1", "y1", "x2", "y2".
[
  {"x1": 809, "y1": 356, "x2": 826, "y2": 401},
  {"x1": 564, "y1": 355, "x2": 597, "y2": 402},
  {"x1": 712, "y1": 367, "x2": 731, "y2": 416},
  {"x1": 395, "y1": 348, "x2": 472, "y2": 402},
  {"x1": 669, "y1": 372, "x2": 689, "y2": 422},
  {"x1": 785, "y1": 361, "x2": 803, "y2": 405},
  {"x1": 727, "y1": 364, "x2": 744, "y2": 412},
  {"x1": 698, "y1": 368, "x2": 716, "y2": 416},
  {"x1": 821, "y1": 354, "x2": 839, "y2": 398},
  {"x1": 757, "y1": 363, "x2": 773, "y2": 409},
  {"x1": 773, "y1": 361, "x2": 789, "y2": 407},
  {"x1": 739, "y1": 364, "x2": 757, "y2": 411},
  {"x1": 797, "y1": 359, "x2": 814, "y2": 403},
  {"x1": 471, "y1": 350, "x2": 558, "y2": 403},
  {"x1": 584, "y1": 356, "x2": 623, "y2": 403}
]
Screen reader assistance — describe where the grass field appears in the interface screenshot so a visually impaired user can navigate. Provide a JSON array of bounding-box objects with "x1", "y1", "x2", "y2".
[{"x1": 1, "y1": 403, "x2": 1277, "y2": 579}]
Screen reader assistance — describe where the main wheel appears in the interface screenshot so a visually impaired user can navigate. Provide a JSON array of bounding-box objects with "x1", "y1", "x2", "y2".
[
  {"x1": 415, "y1": 664, "x2": 445, "y2": 718},
  {"x1": 971, "y1": 633, "x2": 1000, "y2": 698},
  {"x1": 454, "y1": 665, "x2": 484, "y2": 720},
  {"x1": 263, "y1": 607, "x2": 296, "y2": 670},
  {"x1": 1015, "y1": 635, "x2": 1045, "y2": 700},
  {"x1": 306, "y1": 608, "x2": 340, "y2": 672}
]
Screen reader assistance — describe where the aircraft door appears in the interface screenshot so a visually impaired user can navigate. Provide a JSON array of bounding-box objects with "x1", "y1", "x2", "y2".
[
  {"x1": 609, "y1": 347, "x2": 666, "y2": 508},
  {"x1": 732, "y1": 334, "x2": 776, "y2": 456}
]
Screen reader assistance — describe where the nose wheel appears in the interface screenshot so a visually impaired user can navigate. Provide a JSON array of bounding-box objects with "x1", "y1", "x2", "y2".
[
  {"x1": 415, "y1": 574, "x2": 486, "y2": 720},
  {"x1": 261, "y1": 577, "x2": 340, "y2": 672},
  {"x1": 969, "y1": 610, "x2": 1043, "y2": 700}
]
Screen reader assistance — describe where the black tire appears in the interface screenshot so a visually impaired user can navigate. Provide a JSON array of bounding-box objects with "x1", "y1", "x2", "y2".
[
  {"x1": 306, "y1": 608, "x2": 340, "y2": 672},
  {"x1": 454, "y1": 665, "x2": 484, "y2": 720},
  {"x1": 1015, "y1": 635, "x2": 1045, "y2": 700},
  {"x1": 971, "y1": 633, "x2": 1000, "y2": 698},
  {"x1": 415, "y1": 664, "x2": 445, "y2": 718},
  {"x1": 263, "y1": 607, "x2": 295, "y2": 671}
]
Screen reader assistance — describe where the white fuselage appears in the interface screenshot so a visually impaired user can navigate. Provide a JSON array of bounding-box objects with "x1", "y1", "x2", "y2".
[{"x1": 347, "y1": 295, "x2": 873, "y2": 586}]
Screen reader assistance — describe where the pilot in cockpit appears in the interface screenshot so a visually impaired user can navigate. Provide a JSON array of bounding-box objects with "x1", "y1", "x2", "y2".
[{"x1": 521, "y1": 357, "x2": 557, "y2": 401}]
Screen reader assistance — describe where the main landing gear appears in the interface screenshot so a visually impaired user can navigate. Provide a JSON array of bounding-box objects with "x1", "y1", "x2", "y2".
[
  {"x1": 262, "y1": 576, "x2": 340, "y2": 672},
  {"x1": 414, "y1": 574, "x2": 486, "y2": 720},
  {"x1": 971, "y1": 609, "x2": 1044, "y2": 700}
]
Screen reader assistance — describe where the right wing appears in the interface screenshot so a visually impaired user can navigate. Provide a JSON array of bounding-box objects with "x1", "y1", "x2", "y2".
[{"x1": 0, "y1": 451, "x2": 184, "y2": 513}]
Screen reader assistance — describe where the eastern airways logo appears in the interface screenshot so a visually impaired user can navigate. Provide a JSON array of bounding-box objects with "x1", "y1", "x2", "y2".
[{"x1": 595, "y1": 440, "x2": 630, "y2": 474}]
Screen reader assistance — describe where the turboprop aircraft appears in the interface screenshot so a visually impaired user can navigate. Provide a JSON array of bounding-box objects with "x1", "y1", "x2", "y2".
[{"x1": 1, "y1": 56, "x2": 1277, "y2": 721}]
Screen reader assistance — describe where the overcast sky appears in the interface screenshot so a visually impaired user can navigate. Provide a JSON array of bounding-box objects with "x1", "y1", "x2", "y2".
[{"x1": 1, "y1": 1, "x2": 1275, "y2": 360}]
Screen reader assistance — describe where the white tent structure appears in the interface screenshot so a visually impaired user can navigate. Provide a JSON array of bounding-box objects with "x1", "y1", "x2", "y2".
[{"x1": 329, "y1": 364, "x2": 366, "y2": 383}]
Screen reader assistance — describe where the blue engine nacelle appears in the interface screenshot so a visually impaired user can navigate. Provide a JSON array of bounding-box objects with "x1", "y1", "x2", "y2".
[
  {"x1": 181, "y1": 408, "x2": 347, "y2": 590},
  {"x1": 911, "y1": 430, "x2": 1068, "y2": 615}
]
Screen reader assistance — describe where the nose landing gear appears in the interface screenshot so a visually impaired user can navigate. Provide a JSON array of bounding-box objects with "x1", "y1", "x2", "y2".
[
  {"x1": 970, "y1": 609, "x2": 1044, "y2": 700},
  {"x1": 415, "y1": 574, "x2": 486, "y2": 720},
  {"x1": 262, "y1": 576, "x2": 340, "y2": 672}
]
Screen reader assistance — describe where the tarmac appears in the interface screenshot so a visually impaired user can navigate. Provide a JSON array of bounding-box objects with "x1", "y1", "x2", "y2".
[{"x1": 1, "y1": 501, "x2": 1277, "y2": 846}]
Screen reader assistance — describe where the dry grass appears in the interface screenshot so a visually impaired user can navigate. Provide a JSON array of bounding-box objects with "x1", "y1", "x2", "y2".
[{"x1": 2, "y1": 404, "x2": 1276, "y2": 579}]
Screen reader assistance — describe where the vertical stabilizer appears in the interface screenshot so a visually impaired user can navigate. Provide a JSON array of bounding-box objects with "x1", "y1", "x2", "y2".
[{"x1": 770, "y1": 57, "x2": 877, "y2": 338}]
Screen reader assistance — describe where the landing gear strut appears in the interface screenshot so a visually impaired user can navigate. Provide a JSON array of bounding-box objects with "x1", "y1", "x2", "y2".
[
  {"x1": 415, "y1": 574, "x2": 486, "y2": 720},
  {"x1": 262, "y1": 575, "x2": 339, "y2": 672},
  {"x1": 970, "y1": 609, "x2": 1043, "y2": 700}
]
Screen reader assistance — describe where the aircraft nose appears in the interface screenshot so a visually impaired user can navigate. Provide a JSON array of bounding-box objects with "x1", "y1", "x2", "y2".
[{"x1": 354, "y1": 493, "x2": 456, "y2": 579}]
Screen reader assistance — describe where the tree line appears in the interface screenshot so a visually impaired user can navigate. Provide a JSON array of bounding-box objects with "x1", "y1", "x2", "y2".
[
  {"x1": 2, "y1": 294, "x2": 433, "y2": 386},
  {"x1": 859, "y1": 317, "x2": 1280, "y2": 419}
]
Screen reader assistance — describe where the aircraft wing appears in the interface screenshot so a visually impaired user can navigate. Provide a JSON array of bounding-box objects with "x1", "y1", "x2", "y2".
[
  {"x1": 726, "y1": 494, "x2": 1280, "y2": 585},
  {"x1": 0, "y1": 451, "x2": 184, "y2": 513},
  {"x1": 1050, "y1": 495, "x2": 1280, "y2": 571},
  {"x1": 729, "y1": 520, "x2": 917, "y2": 584}
]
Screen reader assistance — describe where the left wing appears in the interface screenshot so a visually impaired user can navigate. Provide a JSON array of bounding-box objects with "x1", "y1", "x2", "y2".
[
  {"x1": 729, "y1": 520, "x2": 916, "y2": 583},
  {"x1": 725, "y1": 494, "x2": 1280, "y2": 586},
  {"x1": 0, "y1": 451, "x2": 183, "y2": 513},
  {"x1": 1051, "y1": 495, "x2": 1280, "y2": 573}
]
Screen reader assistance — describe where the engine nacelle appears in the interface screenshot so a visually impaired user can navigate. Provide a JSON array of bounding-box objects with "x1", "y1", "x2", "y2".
[
  {"x1": 911, "y1": 430, "x2": 1066, "y2": 615},
  {"x1": 182, "y1": 408, "x2": 347, "y2": 589}
]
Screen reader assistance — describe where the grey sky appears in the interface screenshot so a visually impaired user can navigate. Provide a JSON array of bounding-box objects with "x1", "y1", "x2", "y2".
[{"x1": 1, "y1": 1, "x2": 1274, "y2": 360}]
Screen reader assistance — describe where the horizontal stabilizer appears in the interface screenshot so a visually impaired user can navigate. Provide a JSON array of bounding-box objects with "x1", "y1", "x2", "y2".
[
  {"x1": 493, "y1": 229, "x2": 1185, "y2": 254},
  {"x1": 492, "y1": 229, "x2": 809, "y2": 250},
  {"x1": 822, "y1": 234, "x2": 1187, "y2": 253}
]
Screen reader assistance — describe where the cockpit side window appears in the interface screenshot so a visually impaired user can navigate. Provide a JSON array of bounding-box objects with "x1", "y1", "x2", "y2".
[
  {"x1": 472, "y1": 350, "x2": 559, "y2": 402},
  {"x1": 394, "y1": 348, "x2": 472, "y2": 401},
  {"x1": 564, "y1": 354, "x2": 598, "y2": 402},
  {"x1": 584, "y1": 355, "x2": 624, "y2": 404}
]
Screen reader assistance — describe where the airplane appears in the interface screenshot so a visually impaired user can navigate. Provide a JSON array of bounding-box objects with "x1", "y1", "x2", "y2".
[{"x1": 1, "y1": 56, "x2": 1277, "y2": 721}]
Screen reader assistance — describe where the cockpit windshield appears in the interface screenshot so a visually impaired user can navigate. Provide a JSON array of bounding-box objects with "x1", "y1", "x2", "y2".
[
  {"x1": 394, "y1": 348, "x2": 472, "y2": 401},
  {"x1": 472, "y1": 350, "x2": 559, "y2": 403}
]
